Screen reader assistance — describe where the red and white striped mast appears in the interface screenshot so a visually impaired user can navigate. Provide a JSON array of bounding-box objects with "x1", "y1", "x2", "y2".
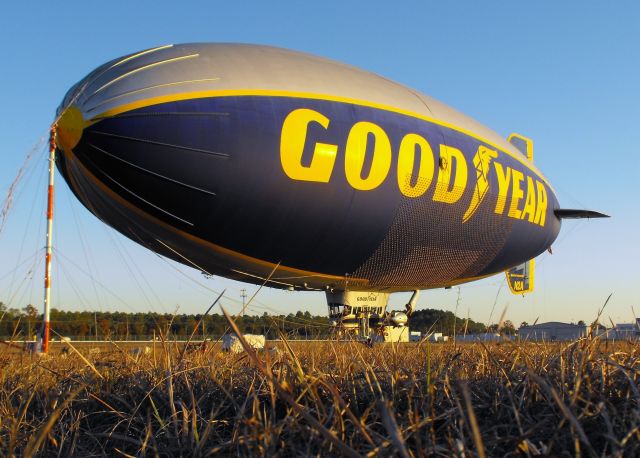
[{"x1": 39, "y1": 127, "x2": 56, "y2": 353}]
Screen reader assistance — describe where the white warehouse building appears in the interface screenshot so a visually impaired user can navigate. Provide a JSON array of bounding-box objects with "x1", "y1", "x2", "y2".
[
  {"x1": 518, "y1": 322, "x2": 589, "y2": 341},
  {"x1": 603, "y1": 320, "x2": 640, "y2": 340}
]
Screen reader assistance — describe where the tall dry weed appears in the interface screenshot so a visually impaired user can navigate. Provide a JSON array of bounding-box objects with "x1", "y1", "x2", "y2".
[{"x1": 0, "y1": 328, "x2": 639, "y2": 456}]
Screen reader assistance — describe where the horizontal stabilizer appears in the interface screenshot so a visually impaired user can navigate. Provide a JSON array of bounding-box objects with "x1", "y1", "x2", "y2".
[
  {"x1": 554, "y1": 209, "x2": 610, "y2": 219},
  {"x1": 506, "y1": 259, "x2": 534, "y2": 294}
]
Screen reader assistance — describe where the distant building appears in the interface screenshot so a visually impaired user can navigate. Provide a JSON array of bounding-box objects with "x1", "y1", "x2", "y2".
[
  {"x1": 591, "y1": 323, "x2": 608, "y2": 337},
  {"x1": 410, "y1": 331, "x2": 422, "y2": 342},
  {"x1": 518, "y1": 322, "x2": 588, "y2": 341},
  {"x1": 603, "y1": 320, "x2": 640, "y2": 340},
  {"x1": 454, "y1": 333, "x2": 504, "y2": 342},
  {"x1": 426, "y1": 333, "x2": 450, "y2": 342}
]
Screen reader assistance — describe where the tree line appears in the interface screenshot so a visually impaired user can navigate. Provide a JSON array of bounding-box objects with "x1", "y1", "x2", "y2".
[{"x1": 0, "y1": 301, "x2": 493, "y2": 340}]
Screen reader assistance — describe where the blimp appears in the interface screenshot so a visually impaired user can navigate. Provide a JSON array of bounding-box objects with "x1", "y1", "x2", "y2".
[{"x1": 52, "y1": 43, "x2": 606, "y2": 338}]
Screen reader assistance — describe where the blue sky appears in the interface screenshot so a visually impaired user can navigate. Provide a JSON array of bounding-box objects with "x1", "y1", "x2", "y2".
[{"x1": 1, "y1": 1, "x2": 638, "y2": 326}]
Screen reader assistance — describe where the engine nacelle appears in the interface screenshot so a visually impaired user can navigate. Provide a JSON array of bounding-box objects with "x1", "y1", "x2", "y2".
[{"x1": 390, "y1": 311, "x2": 408, "y2": 327}]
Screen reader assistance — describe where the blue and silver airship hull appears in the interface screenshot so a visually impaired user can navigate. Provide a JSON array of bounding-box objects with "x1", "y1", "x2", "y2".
[{"x1": 54, "y1": 43, "x2": 561, "y2": 292}]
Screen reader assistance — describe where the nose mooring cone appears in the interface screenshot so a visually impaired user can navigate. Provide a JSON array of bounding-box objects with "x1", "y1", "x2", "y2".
[{"x1": 55, "y1": 106, "x2": 85, "y2": 152}]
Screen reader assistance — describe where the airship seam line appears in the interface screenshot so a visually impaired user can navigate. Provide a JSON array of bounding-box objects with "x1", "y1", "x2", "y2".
[
  {"x1": 155, "y1": 238, "x2": 215, "y2": 277},
  {"x1": 89, "y1": 89, "x2": 550, "y2": 188},
  {"x1": 103, "y1": 172, "x2": 195, "y2": 226},
  {"x1": 111, "y1": 44, "x2": 174, "y2": 69},
  {"x1": 87, "y1": 143, "x2": 217, "y2": 197},
  {"x1": 230, "y1": 268, "x2": 295, "y2": 288},
  {"x1": 93, "y1": 111, "x2": 230, "y2": 120},
  {"x1": 57, "y1": 45, "x2": 176, "y2": 118},
  {"x1": 86, "y1": 77, "x2": 221, "y2": 113},
  {"x1": 82, "y1": 156, "x2": 195, "y2": 227},
  {"x1": 85, "y1": 53, "x2": 200, "y2": 101},
  {"x1": 91, "y1": 131, "x2": 229, "y2": 159}
]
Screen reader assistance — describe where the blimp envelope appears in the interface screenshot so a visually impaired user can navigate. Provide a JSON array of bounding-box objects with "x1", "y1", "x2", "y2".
[{"x1": 52, "y1": 43, "x2": 604, "y2": 298}]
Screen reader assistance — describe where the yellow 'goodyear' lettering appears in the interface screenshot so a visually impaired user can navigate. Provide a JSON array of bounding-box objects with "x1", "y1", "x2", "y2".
[
  {"x1": 433, "y1": 145, "x2": 467, "y2": 204},
  {"x1": 279, "y1": 108, "x2": 548, "y2": 227},
  {"x1": 508, "y1": 169, "x2": 525, "y2": 219},
  {"x1": 344, "y1": 122, "x2": 392, "y2": 191},
  {"x1": 463, "y1": 146, "x2": 498, "y2": 222},
  {"x1": 494, "y1": 162, "x2": 511, "y2": 215},
  {"x1": 397, "y1": 133, "x2": 434, "y2": 198},
  {"x1": 535, "y1": 181, "x2": 548, "y2": 226},
  {"x1": 492, "y1": 162, "x2": 548, "y2": 227},
  {"x1": 280, "y1": 109, "x2": 337, "y2": 182}
]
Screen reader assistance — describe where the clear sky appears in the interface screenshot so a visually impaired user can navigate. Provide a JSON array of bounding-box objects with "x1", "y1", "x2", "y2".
[{"x1": 1, "y1": 1, "x2": 638, "y2": 327}]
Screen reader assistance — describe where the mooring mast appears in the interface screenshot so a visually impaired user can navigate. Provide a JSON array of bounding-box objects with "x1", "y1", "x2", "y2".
[{"x1": 37, "y1": 129, "x2": 56, "y2": 353}]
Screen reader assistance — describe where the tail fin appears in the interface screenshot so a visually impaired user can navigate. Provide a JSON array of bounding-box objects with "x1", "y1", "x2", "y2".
[
  {"x1": 506, "y1": 259, "x2": 534, "y2": 294},
  {"x1": 507, "y1": 133, "x2": 534, "y2": 161}
]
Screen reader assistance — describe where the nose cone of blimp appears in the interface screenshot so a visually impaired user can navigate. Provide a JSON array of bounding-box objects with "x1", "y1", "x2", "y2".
[{"x1": 53, "y1": 44, "x2": 230, "y2": 232}]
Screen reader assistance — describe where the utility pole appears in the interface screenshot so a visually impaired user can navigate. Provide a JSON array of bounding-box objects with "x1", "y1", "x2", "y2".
[
  {"x1": 94, "y1": 312, "x2": 98, "y2": 340},
  {"x1": 240, "y1": 289, "x2": 247, "y2": 316}
]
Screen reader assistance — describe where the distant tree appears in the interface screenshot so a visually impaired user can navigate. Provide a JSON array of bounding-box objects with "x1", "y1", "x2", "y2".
[
  {"x1": 77, "y1": 321, "x2": 90, "y2": 338},
  {"x1": 409, "y1": 309, "x2": 487, "y2": 335},
  {"x1": 23, "y1": 304, "x2": 39, "y2": 339},
  {"x1": 132, "y1": 315, "x2": 145, "y2": 336},
  {"x1": 98, "y1": 318, "x2": 111, "y2": 339},
  {"x1": 577, "y1": 320, "x2": 586, "y2": 326},
  {"x1": 116, "y1": 321, "x2": 128, "y2": 338},
  {"x1": 23, "y1": 304, "x2": 39, "y2": 319},
  {"x1": 519, "y1": 321, "x2": 529, "y2": 328},
  {"x1": 185, "y1": 317, "x2": 198, "y2": 337},
  {"x1": 0, "y1": 302, "x2": 12, "y2": 336},
  {"x1": 501, "y1": 320, "x2": 516, "y2": 335}
]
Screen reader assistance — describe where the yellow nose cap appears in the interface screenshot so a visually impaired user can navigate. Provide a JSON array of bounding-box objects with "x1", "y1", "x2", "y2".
[{"x1": 55, "y1": 106, "x2": 85, "y2": 152}]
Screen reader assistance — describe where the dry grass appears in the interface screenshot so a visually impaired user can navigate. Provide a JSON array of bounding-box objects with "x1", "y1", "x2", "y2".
[{"x1": 1, "y1": 334, "x2": 639, "y2": 456}]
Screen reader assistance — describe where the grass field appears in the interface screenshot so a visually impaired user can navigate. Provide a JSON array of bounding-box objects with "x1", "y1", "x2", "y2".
[{"x1": 1, "y1": 332, "x2": 639, "y2": 457}]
